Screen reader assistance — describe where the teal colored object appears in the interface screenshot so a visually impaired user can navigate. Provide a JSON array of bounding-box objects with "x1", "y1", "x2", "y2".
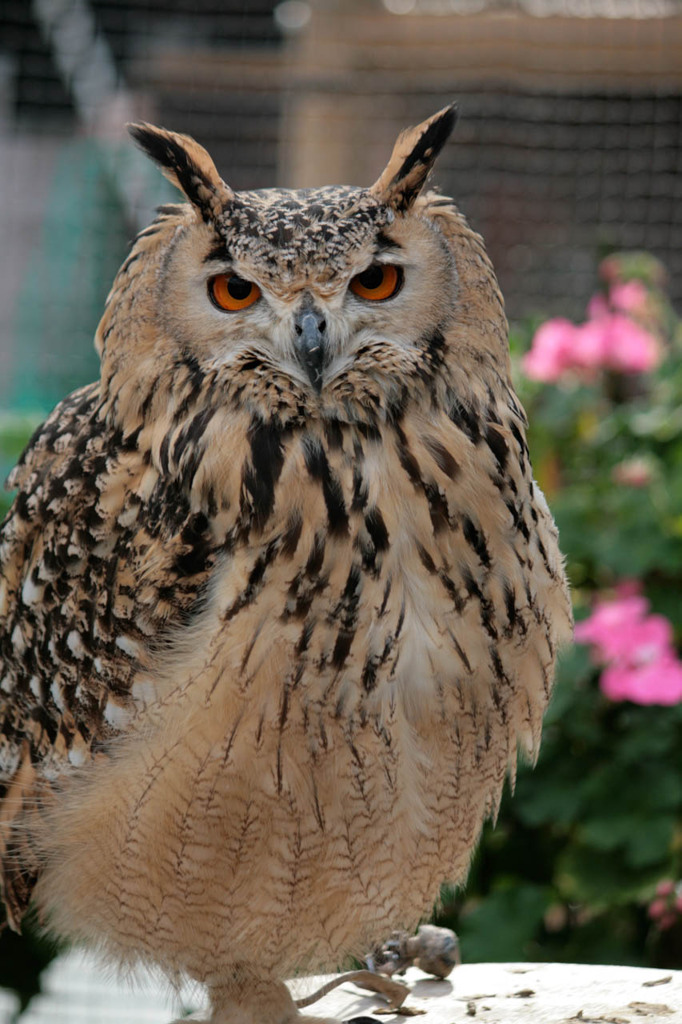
[
  {"x1": 4, "y1": 131, "x2": 174, "y2": 411},
  {"x1": 6, "y1": 139, "x2": 131, "y2": 414},
  {"x1": 1, "y1": 137, "x2": 173, "y2": 490}
]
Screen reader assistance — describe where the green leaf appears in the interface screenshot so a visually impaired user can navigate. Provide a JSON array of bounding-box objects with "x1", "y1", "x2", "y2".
[
  {"x1": 555, "y1": 845, "x2": 665, "y2": 908},
  {"x1": 579, "y1": 812, "x2": 675, "y2": 867},
  {"x1": 624, "y1": 815, "x2": 677, "y2": 868},
  {"x1": 456, "y1": 884, "x2": 551, "y2": 962}
]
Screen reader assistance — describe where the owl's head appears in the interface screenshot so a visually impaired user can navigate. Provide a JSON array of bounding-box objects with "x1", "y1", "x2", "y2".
[{"x1": 99, "y1": 106, "x2": 508, "y2": 430}]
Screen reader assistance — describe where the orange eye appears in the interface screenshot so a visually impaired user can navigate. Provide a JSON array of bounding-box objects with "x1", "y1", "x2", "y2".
[
  {"x1": 349, "y1": 263, "x2": 402, "y2": 302},
  {"x1": 209, "y1": 274, "x2": 261, "y2": 312}
]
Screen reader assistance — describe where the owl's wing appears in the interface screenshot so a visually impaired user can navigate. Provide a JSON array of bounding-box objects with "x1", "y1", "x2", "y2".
[{"x1": 0, "y1": 382, "x2": 217, "y2": 926}]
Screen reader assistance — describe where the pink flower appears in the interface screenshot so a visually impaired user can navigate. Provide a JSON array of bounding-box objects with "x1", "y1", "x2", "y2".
[
  {"x1": 576, "y1": 314, "x2": 661, "y2": 375},
  {"x1": 587, "y1": 293, "x2": 610, "y2": 320},
  {"x1": 607, "y1": 314, "x2": 660, "y2": 373},
  {"x1": 648, "y1": 881, "x2": 682, "y2": 932},
  {"x1": 648, "y1": 897, "x2": 668, "y2": 920},
  {"x1": 522, "y1": 319, "x2": 578, "y2": 382},
  {"x1": 612, "y1": 457, "x2": 653, "y2": 488},
  {"x1": 601, "y1": 654, "x2": 682, "y2": 706},
  {"x1": 575, "y1": 593, "x2": 682, "y2": 705},
  {"x1": 523, "y1": 307, "x2": 661, "y2": 383},
  {"x1": 610, "y1": 280, "x2": 649, "y2": 315},
  {"x1": 574, "y1": 595, "x2": 650, "y2": 659},
  {"x1": 611, "y1": 612, "x2": 672, "y2": 663},
  {"x1": 589, "y1": 282, "x2": 650, "y2": 318}
]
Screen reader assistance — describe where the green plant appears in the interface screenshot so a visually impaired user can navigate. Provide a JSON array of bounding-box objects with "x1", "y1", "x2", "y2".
[
  {"x1": 438, "y1": 253, "x2": 682, "y2": 969},
  {"x1": 0, "y1": 414, "x2": 43, "y2": 520}
]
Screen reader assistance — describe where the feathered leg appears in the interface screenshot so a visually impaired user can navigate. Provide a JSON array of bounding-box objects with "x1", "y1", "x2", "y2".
[{"x1": 171, "y1": 972, "x2": 379, "y2": 1024}]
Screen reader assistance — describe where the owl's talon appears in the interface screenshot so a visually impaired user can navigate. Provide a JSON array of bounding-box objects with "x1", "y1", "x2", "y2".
[
  {"x1": 296, "y1": 969, "x2": 409, "y2": 1014},
  {"x1": 373, "y1": 1010, "x2": 426, "y2": 1018}
]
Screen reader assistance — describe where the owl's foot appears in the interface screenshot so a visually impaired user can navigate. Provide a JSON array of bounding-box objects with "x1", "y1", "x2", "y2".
[
  {"x1": 169, "y1": 1012, "x2": 379, "y2": 1021},
  {"x1": 198, "y1": 976, "x2": 367, "y2": 1024},
  {"x1": 296, "y1": 970, "x2": 409, "y2": 1014},
  {"x1": 171, "y1": 1010, "x2": 381, "y2": 1022},
  {"x1": 200, "y1": 969, "x2": 410, "y2": 1023}
]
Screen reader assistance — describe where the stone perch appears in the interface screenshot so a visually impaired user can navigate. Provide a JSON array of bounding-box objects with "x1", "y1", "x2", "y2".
[
  {"x1": 1, "y1": 958, "x2": 680, "y2": 1022},
  {"x1": 287, "y1": 963, "x2": 682, "y2": 1024}
]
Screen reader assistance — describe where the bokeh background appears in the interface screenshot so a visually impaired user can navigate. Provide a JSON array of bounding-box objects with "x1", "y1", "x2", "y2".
[{"x1": 1, "y1": 0, "x2": 682, "y2": 1015}]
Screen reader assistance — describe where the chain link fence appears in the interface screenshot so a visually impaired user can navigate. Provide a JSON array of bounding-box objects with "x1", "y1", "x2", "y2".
[{"x1": 1, "y1": 0, "x2": 681, "y2": 418}]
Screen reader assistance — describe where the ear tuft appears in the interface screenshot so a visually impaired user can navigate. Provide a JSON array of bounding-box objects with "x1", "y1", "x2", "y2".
[
  {"x1": 127, "y1": 122, "x2": 234, "y2": 223},
  {"x1": 371, "y1": 104, "x2": 457, "y2": 212}
]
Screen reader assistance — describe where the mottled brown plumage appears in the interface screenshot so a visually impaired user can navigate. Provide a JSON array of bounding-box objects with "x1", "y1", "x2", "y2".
[{"x1": 0, "y1": 106, "x2": 571, "y2": 1023}]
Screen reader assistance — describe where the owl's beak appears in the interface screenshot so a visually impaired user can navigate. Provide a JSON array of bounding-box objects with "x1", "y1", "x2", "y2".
[{"x1": 294, "y1": 308, "x2": 327, "y2": 393}]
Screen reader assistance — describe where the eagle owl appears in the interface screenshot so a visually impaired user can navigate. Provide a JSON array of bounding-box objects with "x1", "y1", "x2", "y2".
[{"x1": 0, "y1": 106, "x2": 571, "y2": 1023}]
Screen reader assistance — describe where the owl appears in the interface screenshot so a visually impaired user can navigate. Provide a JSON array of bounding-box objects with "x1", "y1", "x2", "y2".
[{"x1": 0, "y1": 106, "x2": 572, "y2": 1024}]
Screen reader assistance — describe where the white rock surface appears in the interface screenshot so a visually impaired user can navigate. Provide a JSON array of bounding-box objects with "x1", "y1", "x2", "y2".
[
  {"x1": 1, "y1": 956, "x2": 680, "y2": 1023},
  {"x1": 0, "y1": 991, "x2": 18, "y2": 1023},
  {"x1": 290, "y1": 963, "x2": 682, "y2": 1023}
]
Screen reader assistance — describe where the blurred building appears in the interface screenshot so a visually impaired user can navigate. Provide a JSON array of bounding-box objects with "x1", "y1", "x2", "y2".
[{"x1": 0, "y1": 0, "x2": 681, "y2": 416}]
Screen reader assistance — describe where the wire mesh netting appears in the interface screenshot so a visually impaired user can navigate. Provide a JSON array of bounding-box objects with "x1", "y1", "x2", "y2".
[{"x1": 1, "y1": 0, "x2": 681, "y2": 421}]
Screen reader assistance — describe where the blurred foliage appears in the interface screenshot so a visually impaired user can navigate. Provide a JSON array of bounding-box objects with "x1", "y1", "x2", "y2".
[
  {"x1": 0, "y1": 413, "x2": 43, "y2": 520},
  {"x1": 438, "y1": 252, "x2": 682, "y2": 970}
]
